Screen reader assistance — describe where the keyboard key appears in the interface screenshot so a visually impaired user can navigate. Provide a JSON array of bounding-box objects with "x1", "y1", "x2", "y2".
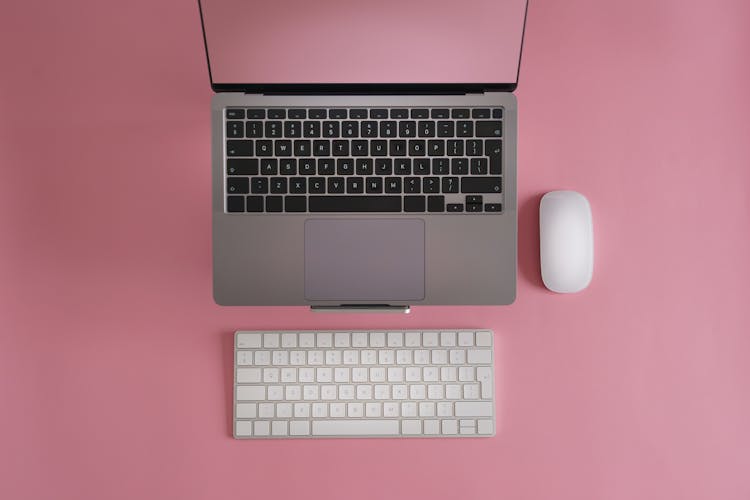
[
  {"x1": 356, "y1": 159, "x2": 374, "y2": 175},
  {"x1": 349, "y1": 109, "x2": 367, "y2": 119},
  {"x1": 308, "y1": 109, "x2": 326, "y2": 119},
  {"x1": 427, "y1": 195, "x2": 445, "y2": 212},
  {"x1": 380, "y1": 121, "x2": 397, "y2": 137},
  {"x1": 245, "y1": 121, "x2": 263, "y2": 138},
  {"x1": 309, "y1": 177, "x2": 325, "y2": 193},
  {"x1": 268, "y1": 109, "x2": 286, "y2": 119},
  {"x1": 418, "y1": 121, "x2": 435, "y2": 137},
  {"x1": 437, "y1": 121, "x2": 454, "y2": 137},
  {"x1": 389, "y1": 140, "x2": 406, "y2": 156},
  {"x1": 313, "y1": 140, "x2": 330, "y2": 156},
  {"x1": 485, "y1": 203, "x2": 502, "y2": 212},
  {"x1": 226, "y1": 121, "x2": 244, "y2": 138},
  {"x1": 285, "y1": 196, "x2": 306, "y2": 212},
  {"x1": 227, "y1": 178, "x2": 249, "y2": 194},
  {"x1": 346, "y1": 177, "x2": 364, "y2": 193},
  {"x1": 275, "y1": 140, "x2": 292, "y2": 157},
  {"x1": 246, "y1": 196, "x2": 263, "y2": 212},
  {"x1": 394, "y1": 159, "x2": 411, "y2": 175},
  {"x1": 408, "y1": 140, "x2": 426, "y2": 156},
  {"x1": 303, "y1": 121, "x2": 321, "y2": 137},
  {"x1": 451, "y1": 158, "x2": 468, "y2": 175},
  {"x1": 308, "y1": 196, "x2": 401, "y2": 212},
  {"x1": 423, "y1": 177, "x2": 440, "y2": 194},
  {"x1": 260, "y1": 159, "x2": 278, "y2": 175},
  {"x1": 227, "y1": 158, "x2": 258, "y2": 176},
  {"x1": 270, "y1": 177, "x2": 287, "y2": 194},
  {"x1": 492, "y1": 108, "x2": 503, "y2": 119},
  {"x1": 266, "y1": 196, "x2": 282, "y2": 212},
  {"x1": 251, "y1": 177, "x2": 268, "y2": 194},
  {"x1": 366, "y1": 177, "x2": 383, "y2": 193},
  {"x1": 413, "y1": 159, "x2": 430, "y2": 175},
  {"x1": 432, "y1": 158, "x2": 449, "y2": 175},
  {"x1": 313, "y1": 420, "x2": 399, "y2": 436},
  {"x1": 399, "y1": 121, "x2": 416, "y2": 137},
  {"x1": 461, "y1": 177, "x2": 502, "y2": 194},
  {"x1": 456, "y1": 121, "x2": 473, "y2": 137},
  {"x1": 390, "y1": 108, "x2": 408, "y2": 119},
  {"x1": 227, "y1": 196, "x2": 244, "y2": 212},
  {"x1": 294, "y1": 140, "x2": 311, "y2": 157},
  {"x1": 323, "y1": 121, "x2": 340, "y2": 138},
  {"x1": 447, "y1": 203, "x2": 463, "y2": 212},
  {"x1": 329, "y1": 108, "x2": 347, "y2": 119},
  {"x1": 476, "y1": 121, "x2": 503, "y2": 137},
  {"x1": 342, "y1": 121, "x2": 358, "y2": 137},
  {"x1": 284, "y1": 121, "x2": 301, "y2": 138},
  {"x1": 327, "y1": 177, "x2": 345, "y2": 193},
  {"x1": 431, "y1": 108, "x2": 449, "y2": 119},
  {"x1": 470, "y1": 158, "x2": 488, "y2": 175},
  {"x1": 288, "y1": 108, "x2": 306, "y2": 119},
  {"x1": 332, "y1": 140, "x2": 349, "y2": 156},
  {"x1": 265, "y1": 121, "x2": 282, "y2": 138},
  {"x1": 404, "y1": 196, "x2": 425, "y2": 212},
  {"x1": 351, "y1": 140, "x2": 368, "y2": 156},
  {"x1": 369, "y1": 108, "x2": 388, "y2": 119},
  {"x1": 442, "y1": 176, "x2": 459, "y2": 193},
  {"x1": 226, "y1": 140, "x2": 254, "y2": 156},
  {"x1": 404, "y1": 178, "x2": 420, "y2": 193},
  {"x1": 371, "y1": 141, "x2": 387, "y2": 156},
  {"x1": 317, "y1": 159, "x2": 335, "y2": 175},
  {"x1": 455, "y1": 402, "x2": 493, "y2": 417},
  {"x1": 299, "y1": 159, "x2": 315, "y2": 175},
  {"x1": 427, "y1": 140, "x2": 444, "y2": 156},
  {"x1": 471, "y1": 108, "x2": 491, "y2": 118},
  {"x1": 451, "y1": 109, "x2": 470, "y2": 118},
  {"x1": 447, "y1": 140, "x2": 464, "y2": 156},
  {"x1": 410, "y1": 108, "x2": 429, "y2": 119},
  {"x1": 375, "y1": 159, "x2": 392, "y2": 175},
  {"x1": 226, "y1": 108, "x2": 244, "y2": 119},
  {"x1": 486, "y1": 140, "x2": 502, "y2": 174},
  {"x1": 466, "y1": 140, "x2": 483, "y2": 156},
  {"x1": 384, "y1": 177, "x2": 401, "y2": 193},
  {"x1": 246, "y1": 109, "x2": 265, "y2": 119},
  {"x1": 289, "y1": 178, "x2": 306, "y2": 194},
  {"x1": 361, "y1": 121, "x2": 377, "y2": 137}
]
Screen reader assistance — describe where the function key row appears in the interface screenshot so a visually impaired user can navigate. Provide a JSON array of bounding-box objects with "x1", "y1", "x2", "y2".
[
  {"x1": 226, "y1": 108, "x2": 503, "y2": 121},
  {"x1": 236, "y1": 330, "x2": 493, "y2": 349}
]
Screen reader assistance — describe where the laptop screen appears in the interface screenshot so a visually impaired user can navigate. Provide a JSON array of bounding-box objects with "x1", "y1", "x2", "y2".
[{"x1": 199, "y1": 0, "x2": 527, "y2": 86}]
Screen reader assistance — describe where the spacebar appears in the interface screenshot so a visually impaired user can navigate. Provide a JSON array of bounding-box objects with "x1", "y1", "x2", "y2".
[
  {"x1": 312, "y1": 420, "x2": 400, "y2": 436},
  {"x1": 308, "y1": 196, "x2": 402, "y2": 212}
]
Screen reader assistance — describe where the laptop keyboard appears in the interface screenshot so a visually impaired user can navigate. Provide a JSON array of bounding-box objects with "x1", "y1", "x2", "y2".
[{"x1": 224, "y1": 107, "x2": 504, "y2": 214}]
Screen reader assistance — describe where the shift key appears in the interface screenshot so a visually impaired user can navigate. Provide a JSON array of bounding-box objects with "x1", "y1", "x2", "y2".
[{"x1": 461, "y1": 177, "x2": 502, "y2": 194}]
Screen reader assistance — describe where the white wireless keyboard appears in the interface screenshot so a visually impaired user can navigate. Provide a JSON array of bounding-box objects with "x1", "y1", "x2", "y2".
[{"x1": 233, "y1": 330, "x2": 495, "y2": 439}]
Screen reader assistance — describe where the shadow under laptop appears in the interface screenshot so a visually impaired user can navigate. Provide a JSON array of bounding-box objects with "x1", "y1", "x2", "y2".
[{"x1": 518, "y1": 193, "x2": 545, "y2": 288}]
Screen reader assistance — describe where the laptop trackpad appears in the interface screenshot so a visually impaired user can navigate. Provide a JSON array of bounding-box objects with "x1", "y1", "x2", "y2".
[{"x1": 304, "y1": 219, "x2": 425, "y2": 302}]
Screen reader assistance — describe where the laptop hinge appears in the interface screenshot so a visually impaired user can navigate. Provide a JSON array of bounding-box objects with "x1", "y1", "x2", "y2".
[{"x1": 310, "y1": 305, "x2": 411, "y2": 314}]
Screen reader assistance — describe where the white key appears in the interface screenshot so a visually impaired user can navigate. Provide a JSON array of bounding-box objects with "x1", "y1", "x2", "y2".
[
  {"x1": 316, "y1": 367, "x2": 332, "y2": 383},
  {"x1": 460, "y1": 423, "x2": 476, "y2": 435},
  {"x1": 455, "y1": 401, "x2": 493, "y2": 417},
  {"x1": 308, "y1": 350, "x2": 324, "y2": 365},
  {"x1": 277, "y1": 403, "x2": 292, "y2": 418},
  {"x1": 236, "y1": 403, "x2": 256, "y2": 419},
  {"x1": 290, "y1": 351, "x2": 306, "y2": 365},
  {"x1": 476, "y1": 330, "x2": 492, "y2": 346},
  {"x1": 339, "y1": 385, "x2": 355, "y2": 400},
  {"x1": 313, "y1": 420, "x2": 399, "y2": 436},
  {"x1": 321, "y1": 385, "x2": 337, "y2": 400},
  {"x1": 440, "y1": 366, "x2": 457, "y2": 381},
  {"x1": 299, "y1": 368, "x2": 314, "y2": 383},
  {"x1": 356, "y1": 385, "x2": 373, "y2": 399},
  {"x1": 463, "y1": 384, "x2": 480, "y2": 399},
  {"x1": 330, "y1": 403, "x2": 346, "y2": 417},
  {"x1": 440, "y1": 331, "x2": 456, "y2": 347},
  {"x1": 458, "y1": 331, "x2": 474, "y2": 346},
  {"x1": 402, "y1": 420, "x2": 421, "y2": 434},
  {"x1": 431, "y1": 350, "x2": 448, "y2": 364},
  {"x1": 334, "y1": 367, "x2": 349, "y2": 382},
  {"x1": 334, "y1": 332, "x2": 350, "y2": 347},
  {"x1": 267, "y1": 385, "x2": 283, "y2": 400},
  {"x1": 235, "y1": 420, "x2": 253, "y2": 437},
  {"x1": 396, "y1": 350, "x2": 412, "y2": 364},
  {"x1": 343, "y1": 350, "x2": 359, "y2": 364},
  {"x1": 405, "y1": 367, "x2": 421, "y2": 382},
  {"x1": 347, "y1": 402, "x2": 363, "y2": 417},
  {"x1": 387, "y1": 367, "x2": 404, "y2": 382},
  {"x1": 370, "y1": 367, "x2": 386, "y2": 382},
  {"x1": 459, "y1": 367, "x2": 475, "y2": 381},
  {"x1": 360, "y1": 350, "x2": 377, "y2": 364},
  {"x1": 325, "y1": 350, "x2": 342, "y2": 365},
  {"x1": 374, "y1": 385, "x2": 390, "y2": 399},
  {"x1": 428, "y1": 384, "x2": 444, "y2": 400},
  {"x1": 423, "y1": 367, "x2": 439, "y2": 382},
  {"x1": 449, "y1": 349, "x2": 466, "y2": 364},
  {"x1": 477, "y1": 419, "x2": 493, "y2": 435},
  {"x1": 477, "y1": 367, "x2": 493, "y2": 399},
  {"x1": 237, "y1": 332, "x2": 262, "y2": 348},
  {"x1": 419, "y1": 402, "x2": 436, "y2": 417},
  {"x1": 237, "y1": 368, "x2": 261, "y2": 383},
  {"x1": 317, "y1": 332, "x2": 333, "y2": 348},
  {"x1": 236, "y1": 351, "x2": 253, "y2": 366},
  {"x1": 263, "y1": 333, "x2": 280, "y2": 348},
  {"x1": 370, "y1": 332, "x2": 386, "y2": 347},
  {"x1": 258, "y1": 403, "x2": 274, "y2": 418},
  {"x1": 281, "y1": 333, "x2": 297, "y2": 347},
  {"x1": 303, "y1": 385, "x2": 319, "y2": 400},
  {"x1": 271, "y1": 420, "x2": 288, "y2": 436},
  {"x1": 405, "y1": 332, "x2": 421, "y2": 347},
  {"x1": 237, "y1": 386, "x2": 265, "y2": 401},
  {"x1": 467, "y1": 349, "x2": 492, "y2": 364},
  {"x1": 442, "y1": 419, "x2": 458, "y2": 435},
  {"x1": 272, "y1": 351, "x2": 289, "y2": 366},
  {"x1": 299, "y1": 333, "x2": 315, "y2": 348},
  {"x1": 392, "y1": 385, "x2": 408, "y2": 399},
  {"x1": 445, "y1": 385, "x2": 462, "y2": 399},
  {"x1": 289, "y1": 421, "x2": 310, "y2": 436},
  {"x1": 352, "y1": 367, "x2": 368, "y2": 382},
  {"x1": 312, "y1": 403, "x2": 327, "y2": 417},
  {"x1": 423, "y1": 331, "x2": 439, "y2": 346},
  {"x1": 383, "y1": 402, "x2": 399, "y2": 417},
  {"x1": 254, "y1": 421, "x2": 270, "y2": 436},
  {"x1": 365, "y1": 402, "x2": 382, "y2": 417},
  {"x1": 285, "y1": 385, "x2": 302, "y2": 400},
  {"x1": 263, "y1": 368, "x2": 279, "y2": 383},
  {"x1": 281, "y1": 368, "x2": 296, "y2": 383},
  {"x1": 437, "y1": 402, "x2": 453, "y2": 416},
  {"x1": 414, "y1": 350, "x2": 430, "y2": 364},
  {"x1": 409, "y1": 385, "x2": 426, "y2": 400},
  {"x1": 294, "y1": 403, "x2": 310, "y2": 418},
  {"x1": 378, "y1": 350, "x2": 395, "y2": 364},
  {"x1": 254, "y1": 351, "x2": 270, "y2": 365},
  {"x1": 424, "y1": 419, "x2": 440, "y2": 435},
  {"x1": 387, "y1": 331, "x2": 403, "y2": 347},
  {"x1": 352, "y1": 332, "x2": 368, "y2": 347}
]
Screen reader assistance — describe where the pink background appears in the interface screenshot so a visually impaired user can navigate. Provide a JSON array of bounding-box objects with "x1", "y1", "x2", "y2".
[{"x1": 1, "y1": 1, "x2": 749, "y2": 499}]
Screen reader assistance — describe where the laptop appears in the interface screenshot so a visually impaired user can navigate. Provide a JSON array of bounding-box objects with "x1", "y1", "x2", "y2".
[{"x1": 198, "y1": 0, "x2": 528, "y2": 310}]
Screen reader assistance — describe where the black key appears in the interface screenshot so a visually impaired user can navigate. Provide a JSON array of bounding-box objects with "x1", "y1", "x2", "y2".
[
  {"x1": 492, "y1": 108, "x2": 503, "y2": 119},
  {"x1": 394, "y1": 159, "x2": 411, "y2": 175},
  {"x1": 366, "y1": 177, "x2": 383, "y2": 193},
  {"x1": 323, "y1": 121, "x2": 340, "y2": 138},
  {"x1": 309, "y1": 177, "x2": 325, "y2": 193},
  {"x1": 410, "y1": 108, "x2": 429, "y2": 119},
  {"x1": 389, "y1": 140, "x2": 406, "y2": 156},
  {"x1": 466, "y1": 202, "x2": 483, "y2": 212},
  {"x1": 390, "y1": 108, "x2": 408, "y2": 119},
  {"x1": 485, "y1": 203, "x2": 502, "y2": 212},
  {"x1": 409, "y1": 140, "x2": 426, "y2": 156},
  {"x1": 447, "y1": 203, "x2": 463, "y2": 212},
  {"x1": 466, "y1": 139, "x2": 483, "y2": 156},
  {"x1": 309, "y1": 196, "x2": 401, "y2": 212},
  {"x1": 431, "y1": 109, "x2": 449, "y2": 119},
  {"x1": 470, "y1": 158, "x2": 488, "y2": 175},
  {"x1": 437, "y1": 121, "x2": 454, "y2": 137},
  {"x1": 461, "y1": 177, "x2": 502, "y2": 193},
  {"x1": 280, "y1": 159, "x2": 296, "y2": 175},
  {"x1": 317, "y1": 159, "x2": 335, "y2": 175},
  {"x1": 375, "y1": 158, "x2": 392, "y2": 175},
  {"x1": 246, "y1": 196, "x2": 264, "y2": 212},
  {"x1": 414, "y1": 159, "x2": 430, "y2": 175},
  {"x1": 432, "y1": 158, "x2": 449, "y2": 175},
  {"x1": 290, "y1": 177, "x2": 306, "y2": 194},
  {"x1": 349, "y1": 109, "x2": 367, "y2": 119},
  {"x1": 456, "y1": 121, "x2": 473, "y2": 137},
  {"x1": 294, "y1": 140, "x2": 311, "y2": 157},
  {"x1": 299, "y1": 159, "x2": 316, "y2": 175},
  {"x1": 303, "y1": 121, "x2": 321, "y2": 138},
  {"x1": 329, "y1": 109, "x2": 347, "y2": 119},
  {"x1": 380, "y1": 121, "x2": 397, "y2": 138},
  {"x1": 260, "y1": 159, "x2": 278, "y2": 175},
  {"x1": 347, "y1": 177, "x2": 364, "y2": 193},
  {"x1": 313, "y1": 140, "x2": 330, "y2": 156},
  {"x1": 423, "y1": 177, "x2": 440, "y2": 193},
  {"x1": 284, "y1": 121, "x2": 301, "y2": 138},
  {"x1": 361, "y1": 121, "x2": 378, "y2": 138},
  {"x1": 275, "y1": 140, "x2": 293, "y2": 156},
  {"x1": 472, "y1": 108, "x2": 491, "y2": 119},
  {"x1": 427, "y1": 140, "x2": 444, "y2": 156},
  {"x1": 327, "y1": 177, "x2": 345, "y2": 193},
  {"x1": 337, "y1": 159, "x2": 354, "y2": 175},
  {"x1": 288, "y1": 109, "x2": 306, "y2": 119},
  {"x1": 227, "y1": 140, "x2": 254, "y2": 156},
  {"x1": 356, "y1": 159, "x2": 373, "y2": 175},
  {"x1": 226, "y1": 108, "x2": 244, "y2": 119},
  {"x1": 399, "y1": 121, "x2": 416, "y2": 137},
  {"x1": 369, "y1": 108, "x2": 388, "y2": 119},
  {"x1": 371, "y1": 140, "x2": 387, "y2": 156},
  {"x1": 226, "y1": 121, "x2": 244, "y2": 138},
  {"x1": 309, "y1": 109, "x2": 326, "y2": 119},
  {"x1": 227, "y1": 195, "x2": 245, "y2": 212},
  {"x1": 418, "y1": 121, "x2": 435, "y2": 137},
  {"x1": 265, "y1": 121, "x2": 282, "y2": 138},
  {"x1": 451, "y1": 108, "x2": 470, "y2": 118},
  {"x1": 385, "y1": 177, "x2": 402, "y2": 193},
  {"x1": 404, "y1": 195, "x2": 425, "y2": 212},
  {"x1": 476, "y1": 121, "x2": 503, "y2": 137},
  {"x1": 256, "y1": 140, "x2": 273, "y2": 156},
  {"x1": 266, "y1": 196, "x2": 283, "y2": 212},
  {"x1": 447, "y1": 140, "x2": 464, "y2": 156},
  {"x1": 227, "y1": 158, "x2": 258, "y2": 176},
  {"x1": 245, "y1": 121, "x2": 263, "y2": 138},
  {"x1": 285, "y1": 196, "x2": 306, "y2": 212},
  {"x1": 428, "y1": 195, "x2": 445, "y2": 212},
  {"x1": 342, "y1": 121, "x2": 358, "y2": 138},
  {"x1": 247, "y1": 109, "x2": 265, "y2": 119},
  {"x1": 270, "y1": 177, "x2": 287, "y2": 194},
  {"x1": 351, "y1": 140, "x2": 368, "y2": 156},
  {"x1": 466, "y1": 195, "x2": 483, "y2": 204},
  {"x1": 486, "y1": 140, "x2": 502, "y2": 174},
  {"x1": 451, "y1": 158, "x2": 468, "y2": 175},
  {"x1": 404, "y1": 177, "x2": 420, "y2": 193},
  {"x1": 442, "y1": 176, "x2": 459, "y2": 193},
  {"x1": 332, "y1": 140, "x2": 349, "y2": 156},
  {"x1": 268, "y1": 109, "x2": 286, "y2": 119},
  {"x1": 251, "y1": 177, "x2": 268, "y2": 194}
]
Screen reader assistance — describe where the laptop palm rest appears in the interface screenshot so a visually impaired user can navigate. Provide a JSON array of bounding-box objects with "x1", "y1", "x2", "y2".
[{"x1": 304, "y1": 219, "x2": 425, "y2": 302}]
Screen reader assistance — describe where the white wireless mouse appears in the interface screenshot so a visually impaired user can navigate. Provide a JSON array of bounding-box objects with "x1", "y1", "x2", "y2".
[{"x1": 540, "y1": 191, "x2": 594, "y2": 293}]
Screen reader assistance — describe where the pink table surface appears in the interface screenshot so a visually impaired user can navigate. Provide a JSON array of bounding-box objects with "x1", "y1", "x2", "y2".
[{"x1": 1, "y1": 1, "x2": 749, "y2": 499}]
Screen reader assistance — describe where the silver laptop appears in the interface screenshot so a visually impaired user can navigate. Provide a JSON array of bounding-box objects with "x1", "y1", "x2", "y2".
[{"x1": 199, "y1": 0, "x2": 528, "y2": 310}]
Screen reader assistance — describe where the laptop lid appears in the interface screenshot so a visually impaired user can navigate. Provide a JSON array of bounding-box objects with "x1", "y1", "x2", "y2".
[{"x1": 198, "y1": 0, "x2": 528, "y2": 94}]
